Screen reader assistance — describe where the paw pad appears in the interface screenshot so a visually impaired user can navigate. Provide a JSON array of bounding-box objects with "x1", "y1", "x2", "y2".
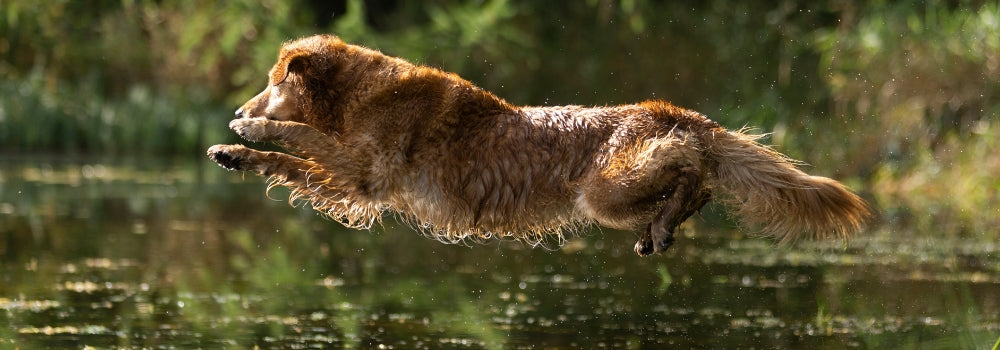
[{"x1": 207, "y1": 145, "x2": 244, "y2": 170}]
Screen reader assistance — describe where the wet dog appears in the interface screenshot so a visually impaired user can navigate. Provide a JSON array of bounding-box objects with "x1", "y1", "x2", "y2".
[{"x1": 208, "y1": 34, "x2": 870, "y2": 256}]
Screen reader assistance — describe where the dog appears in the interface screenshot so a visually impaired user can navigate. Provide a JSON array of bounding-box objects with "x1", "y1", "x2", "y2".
[{"x1": 208, "y1": 34, "x2": 870, "y2": 256}]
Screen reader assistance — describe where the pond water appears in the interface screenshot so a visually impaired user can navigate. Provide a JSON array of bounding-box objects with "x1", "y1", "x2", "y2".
[{"x1": 1, "y1": 156, "x2": 998, "y2": 349}]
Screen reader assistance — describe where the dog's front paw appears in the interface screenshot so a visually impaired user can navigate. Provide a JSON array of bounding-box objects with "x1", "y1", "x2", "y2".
[
  {"x1": 229, "y1": 118, "x2": 273, "y2": 142},
  {"x1": 208, "y1": 144, "x2": 252, "y2": 171}
]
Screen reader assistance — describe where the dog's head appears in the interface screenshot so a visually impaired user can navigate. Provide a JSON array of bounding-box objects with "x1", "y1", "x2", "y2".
[{"x1": 235, "y1": 35, "x2": 351, "y2": 124}]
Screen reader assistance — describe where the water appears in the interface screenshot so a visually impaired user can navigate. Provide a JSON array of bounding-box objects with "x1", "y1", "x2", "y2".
[{"x1": 1, "y1": 156, "x2": 997, "y2": 349}]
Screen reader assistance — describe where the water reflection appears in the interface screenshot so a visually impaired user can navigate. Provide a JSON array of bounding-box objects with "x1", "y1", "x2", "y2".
[{"x1": 0, "y1": 156, "x2": 997, "y2": 348}]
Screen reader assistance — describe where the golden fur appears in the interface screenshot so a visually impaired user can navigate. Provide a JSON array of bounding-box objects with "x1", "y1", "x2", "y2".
[{"x1": 208, "y1": 34, "x2": 870, "y2": 256}]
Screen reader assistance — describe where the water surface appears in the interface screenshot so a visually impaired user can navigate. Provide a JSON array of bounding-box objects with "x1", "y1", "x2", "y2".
[{"x1": 1, "y1": 156, "x2": 997, "y2": 349}]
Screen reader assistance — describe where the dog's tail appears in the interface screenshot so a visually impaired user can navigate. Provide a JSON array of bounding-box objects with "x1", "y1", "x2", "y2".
[{"x1": 704, "y1": 129, "x2": 870, "y2": 242}]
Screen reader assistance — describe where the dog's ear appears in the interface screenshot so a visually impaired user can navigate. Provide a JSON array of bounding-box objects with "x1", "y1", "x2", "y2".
[{"x1": 269, "y1": 48, "x2": 311, "y2": 85}]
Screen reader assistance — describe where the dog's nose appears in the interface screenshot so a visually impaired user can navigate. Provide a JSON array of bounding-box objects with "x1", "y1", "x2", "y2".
[{"x1": 235, "y1": 107, "x2": 244, "y2": 118}]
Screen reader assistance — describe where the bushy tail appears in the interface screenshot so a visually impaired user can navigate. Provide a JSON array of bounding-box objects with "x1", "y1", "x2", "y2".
[{"x1": 705, "y1": 129, "x2": 870, "y2": 242}]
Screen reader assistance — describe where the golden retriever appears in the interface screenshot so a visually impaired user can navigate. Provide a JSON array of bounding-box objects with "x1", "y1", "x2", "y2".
[{"x1": 208, "y1": 34, "x2": 870, "y2": 256}]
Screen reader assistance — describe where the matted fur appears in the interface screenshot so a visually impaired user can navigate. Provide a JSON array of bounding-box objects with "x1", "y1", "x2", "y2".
[{"x1": 208, "y1": 34, "x2": 870, "y2": 255}]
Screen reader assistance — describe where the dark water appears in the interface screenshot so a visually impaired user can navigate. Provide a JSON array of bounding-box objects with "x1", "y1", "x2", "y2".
[{"x1": 1, "y1": 156, "x2": 997, "y2": 349}]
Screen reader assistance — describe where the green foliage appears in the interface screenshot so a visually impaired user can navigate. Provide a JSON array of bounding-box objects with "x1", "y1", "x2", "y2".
[
  {"x1": 809, "y1": 0, "x2": 1000, "y2": 169},
  {"x1": 0, "y1": 68, "x2": 234, "y2": 155},
  {"x1": 809, "y1": 0, "x2": 1000, "y2": 234},
  {"x1": 0, "y1": 0, "x2": 318, "y2": 155},
  {"x1": 872, "y1": 120, "x2": 1000, "y2": 235}
]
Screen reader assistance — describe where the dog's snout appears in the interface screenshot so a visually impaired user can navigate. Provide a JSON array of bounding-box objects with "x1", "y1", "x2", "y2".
[{"x1": 235, "y1": 107, "x2": 244, "y2": 119}]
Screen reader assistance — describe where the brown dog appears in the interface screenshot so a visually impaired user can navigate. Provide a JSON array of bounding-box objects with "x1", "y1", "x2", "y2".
[{"x1": 208, "y1": 34, "x2": 870, "y2": 256}]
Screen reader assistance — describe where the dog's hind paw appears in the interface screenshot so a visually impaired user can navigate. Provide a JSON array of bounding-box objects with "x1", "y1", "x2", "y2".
[
  {"x1": 634, "y1": 222, "x2": 677, "y2": 256},
  {"x1": 208, "y1": 144, "x2": 249, "y2": 171},
  {"x1": 229, "y1": 118, "x2": 273, "y2": 142},
  {"x1": 634, "y1": 233, "x2": 655, "y2": 256},
  {"x1": 649, "y1": 223, "x2": 676, "y2": 254}
]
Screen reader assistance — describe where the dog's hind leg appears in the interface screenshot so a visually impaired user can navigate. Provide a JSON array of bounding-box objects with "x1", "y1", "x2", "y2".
[
  {"x1": 578, "y1": 135, "x2": 709, "y2": 255},
  {"x1": 633, "y1": 168, "x2": 711, "y2": 256}
]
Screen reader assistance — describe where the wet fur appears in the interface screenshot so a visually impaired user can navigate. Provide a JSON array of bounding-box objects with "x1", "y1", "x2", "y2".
[{"x1": 208, "y1": 34, "x2": 870, "y2": 255}]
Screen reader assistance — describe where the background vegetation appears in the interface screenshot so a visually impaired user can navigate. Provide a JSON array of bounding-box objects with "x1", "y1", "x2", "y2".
[{"x1": 1, "y1": 0, "x2": 997, "y2": 236}]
